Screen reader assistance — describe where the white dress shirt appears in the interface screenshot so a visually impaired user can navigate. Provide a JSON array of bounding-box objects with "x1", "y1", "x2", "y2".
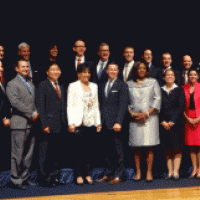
[
  {"x1": 104, "y1": 77, "x2": 117, "y2": 97},
  {"x1": 75, "y1": 56, "x2": 85, "y2": 70},
  {"x1": 123, "y1": 60, "x2": 134, "y2": 81},
  {"x1": 97, "y1": 59, "x2": 108, "y2": 74}
]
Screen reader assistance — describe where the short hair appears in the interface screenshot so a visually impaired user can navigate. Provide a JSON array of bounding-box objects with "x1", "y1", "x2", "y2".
[
  {"x1": 162, "y1": 52, "x2": 171, "y2": 59},
  {"x1": 18, "y1": 42, "x2": 30, "y2": 50},
  {"x1": 188, "y1": 67, "x2": 199, "y2": 77},
  {"x1": 16, "y1": 59, "x2": 27, "y2": 68},
  {"x1": 99, "y1": 42, "x2": 109, "y2": 51},
  {"x1": 181, "y1": 54, "x2": 192, "y2": 65},
  {"x1": 0, "y1": 43, "x2": 4, "y2": 47},
  {"x1": 46, "y1": 63, "x2": 61, "y2": 71},
  {"x1": 77, "y1": 63, "x2": 91, "y2": 73},
  {"x1": 74, "y1": 39, "x2": 86, "y2": 47},
  {"x1": 163, "y1": 68, "x2": 175, "y2": 78},
  {"x1": 131, "y1": 61, "x2": 149, "y2": 82},
  {"x1": 143, "y1": 48, "x2": 152, "y2": 54},
  {"x1": 49, "y1": 44, "x2": 57, "y2": 50},
  {"x1": 107, "y1": 61, "x2": 119, "y2": 70},
  {"x1": 124, "y1": 46, "x2": 134, "y2": 52}
]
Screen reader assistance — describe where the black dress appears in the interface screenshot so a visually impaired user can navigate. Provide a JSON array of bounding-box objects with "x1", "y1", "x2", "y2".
[{"x1": 160, "y1": 86, "x2": 186, "y2": 150}]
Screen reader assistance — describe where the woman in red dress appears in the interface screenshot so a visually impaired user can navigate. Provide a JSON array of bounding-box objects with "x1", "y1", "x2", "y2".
[{"x1": 183, "y1": 68, "x2": 200, "y2": 178}]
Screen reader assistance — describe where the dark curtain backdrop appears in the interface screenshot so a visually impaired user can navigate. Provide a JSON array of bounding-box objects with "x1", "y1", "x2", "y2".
[{"x1": 0, "y1": 1, "x2": 198, "y2": 177}]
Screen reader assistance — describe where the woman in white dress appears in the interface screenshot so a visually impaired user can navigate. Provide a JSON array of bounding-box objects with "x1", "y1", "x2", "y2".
[{"x1": 127, "y1": 61, "x2": 161, "y2": 182}]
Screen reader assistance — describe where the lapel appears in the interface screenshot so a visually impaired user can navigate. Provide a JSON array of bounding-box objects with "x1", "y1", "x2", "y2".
[
  {"x1": 106, "y1": 78, "x2": 119, "y2": 99},
  {"x1": 16, "y1": 75, "x2": 33, "y2": 95},
  {"x1": 46, "y1": 78, "x2": 62, "y2": 100}
]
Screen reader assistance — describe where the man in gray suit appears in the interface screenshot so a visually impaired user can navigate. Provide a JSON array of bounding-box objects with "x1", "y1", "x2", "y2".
[{"x1": 6, "y1": 60, "x2": 38, "y2": 190}]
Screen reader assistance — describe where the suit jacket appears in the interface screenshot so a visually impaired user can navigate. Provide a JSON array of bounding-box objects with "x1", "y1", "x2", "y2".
[
  {"x1": 160, "y1": 86, "x2": 185, "y2": 124},
  {"x1": 148, "y1": 64, "x2": 162, "y2": 79},
  {"x1": 182, "y1": 81, "x2": 200, "y2": 117},
  {"x1": 8, "y1": 61, "x2": 42, "y2": 87},
  {"x1": 67, "y1": 80, "x2": 101, "y2": 127},
  {"x1": 91, "y1": 59, "x2": 111, "y2": 85},
  {"x1": 6, "y1": 74, "x2": 36, "y2": 129},
  {"x1": 118, "y1": 62, "x2": 134, "y2": 82},
  {"x1": 99, "y1": 78, "x2": 129, "y2": 129},
  {"x1": 59, "y1": 56, "x2": 93, "y2": 88},
  {"x1": 36, "y1": 78, "x2": 67, "y2": 133},
  {"x1": 0, "y1": 84, "x2": 11, "y2": 120}
]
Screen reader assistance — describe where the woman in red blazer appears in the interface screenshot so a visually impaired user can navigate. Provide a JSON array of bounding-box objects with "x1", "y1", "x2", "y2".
[{"x1": 182, "y1": 68, "x2": 200, "y2": 178}]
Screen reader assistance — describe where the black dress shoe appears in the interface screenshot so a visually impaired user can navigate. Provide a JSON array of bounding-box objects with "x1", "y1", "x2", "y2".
[
  {"x1": 8, "y1": 182, "x2": 27, "y2": 190},
  {"x1": 165, "y1": 175, "x2": 173, "y2": 180},
  {"x1": 40, "y1": 180, "x2": 56, "y2": 187},
  {"x1": 53, "y1": 179, "x2": 65, "y2": 186},
  {"x1": 173, "y1": 175, "x2": 179, "y2": 181},
  {"x1": 25, "y1": 180, "x2": 37, "y2": 186},
  {"x1": 189, "y1": 174, "x2": 196, "y2": 179}
]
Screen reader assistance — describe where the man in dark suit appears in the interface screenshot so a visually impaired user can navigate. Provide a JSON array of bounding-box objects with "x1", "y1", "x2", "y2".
[
  {"x1": 8, "y1": 42, "x2": 42, "y2": 86},
  {"x1": 0, "y1": 61, "x2": 11, "y2": 188},
  {"x1": 6, "y1": 60, "x2": 38, "y2": 190},
  {"x1": 91, "y1": 42, "x2": 111, "y2": 85},
  {"x1": 97, "y1": 62, "x2": 129, "y2": 184},
  {"x1": 180, "y1": 55, "x2": 193, "y2": 85},
  {"x1": 157, "y1": 52, "x2": 181, "y2": 86},
  {"x1": 142, "y1": 48, "x2": 161, "y2": 80},
  {"x1": 36, "y1": 63, "x2": 67, "y2": 187},
  {"x1": 119, "y1": 46, "x2": 135, "y2": 82}
]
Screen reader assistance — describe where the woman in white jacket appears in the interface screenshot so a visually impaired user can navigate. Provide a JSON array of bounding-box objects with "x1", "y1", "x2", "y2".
[{"x1": 67, "y1": 63, "x2": 101, "y2": 185}]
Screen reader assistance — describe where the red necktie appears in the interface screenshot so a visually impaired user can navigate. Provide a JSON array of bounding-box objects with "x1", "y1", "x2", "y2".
[
  {"x1": 0, "y1": 75, "x2": 5, "y2": 84},
  {"x1": 55, "y1": 82, "x2": 61, "y2": 100},
  {"x1": 77, "y1": 58, "x2": 81, "y2": 66}
]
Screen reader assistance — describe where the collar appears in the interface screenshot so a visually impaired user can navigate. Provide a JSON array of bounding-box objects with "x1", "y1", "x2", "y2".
[
  {"x1": 18, "y1": 74, "x2": 28, "y2": 82},
  {"x1": 76, "y1": 56, "x2": 85, "y2": 61},
  {"x1": 108, "y1": 77, "x2": 117, "y2": 84},
  {"x1": 162, "y1": 83, "x2": 178, "y2": 93}
]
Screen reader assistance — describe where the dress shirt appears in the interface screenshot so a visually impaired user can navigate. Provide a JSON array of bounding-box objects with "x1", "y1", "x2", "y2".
[
  {"x1": 123, "y1": 60, "x2": 134, "y2": 80},
  {"x1": 104, "y1": 77, "x2": 117, "y2": 97},
  {"x1": 163, "y1": 66, "x2": 172, "y2": 74},
  {"x1": 183, "y1": 70, "x2": 189, "y2": 84},
  {"x1": 75, "y1": 56, "x2": 85, "y2": 70},
  {"x1": 48, "y1": 78, "x2": 61, "y2": 92},
  {"x1": 97, "y1": 59, "x2": 108, "y2": 74},
  {"x1": 146, "y1": 62, "x2": 152, "y2": 69},
  {"x1": 27, "y1": 61, "x2": 33, "y2": 78},
  {"x1": 0, "y1": 81, "x2": 5, "y2": 93}
]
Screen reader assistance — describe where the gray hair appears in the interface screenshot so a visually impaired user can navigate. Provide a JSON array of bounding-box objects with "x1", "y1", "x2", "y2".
[{"x1": 18, "y1": 42, "x2": 30, "y2": 50}]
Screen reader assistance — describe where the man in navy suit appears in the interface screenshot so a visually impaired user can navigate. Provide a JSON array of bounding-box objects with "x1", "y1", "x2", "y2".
[
  {"x1": 36, "y1": 63, "x2": 67, "y2": 187},
  {"x1": 180, "y1": 55, "x2": 193, "y2": 85},
  {"x1": 157, "y1": 52, "x2": 181, "y2": 86},
  {"x1": 97, "y1": 62, "x2": 129, "y2": 184},
  {"x1": 91, "y1": 42, "x2": 111, "y2": 85},
  {"x1": 119, "y1": 46, "x2": 135, "y2": 82},
  {"x1": 142, "y1": 48, "x2": 161, "y2": 80}
]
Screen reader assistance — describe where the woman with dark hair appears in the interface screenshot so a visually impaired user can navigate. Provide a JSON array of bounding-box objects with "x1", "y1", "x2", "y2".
[
  {"x1": 127, "y1": 61, "x2": 161, "y2": 182},
  {"x1": 67, "y1": 63, "x2": 101, "y2": 185},
  {"x1": 182, "y1": 68, "x2": 200, "y2": 178},
  {"x1": 160, "y1": 69, "x2": 185, "y2": 180}
]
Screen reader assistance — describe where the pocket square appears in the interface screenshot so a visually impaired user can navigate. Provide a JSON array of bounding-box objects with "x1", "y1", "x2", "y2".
[{"x1": 111, "y1": 90, "x2": 118, "y2": 92}]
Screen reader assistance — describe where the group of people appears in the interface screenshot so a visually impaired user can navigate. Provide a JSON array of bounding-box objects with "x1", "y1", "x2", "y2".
[{"x1": 0, "y1": 40, "x2": 200, "y2": 190}]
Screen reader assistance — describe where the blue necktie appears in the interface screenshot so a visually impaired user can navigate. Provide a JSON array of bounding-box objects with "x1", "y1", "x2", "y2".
[
  {"x1": 106, "y1": 80, "x2": 112, "y2": 98},
  {"x1": 98, "y1": 62, "x2": 104, "y2": 79}
]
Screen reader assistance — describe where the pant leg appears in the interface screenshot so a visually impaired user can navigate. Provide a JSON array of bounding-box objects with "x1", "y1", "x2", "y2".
[
  {"x1": 11, "y1": 128, "x2": 35, "y2": 185},
  {"x1": 112, "y1": 131, "x2": 125, "y2": 178}
]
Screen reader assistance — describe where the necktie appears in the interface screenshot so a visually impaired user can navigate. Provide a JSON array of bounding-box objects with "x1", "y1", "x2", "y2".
[
  {"x1": 98, "y1": 62, "x2": 104, "y2": 79},
  {"x1": 27, "y1": 70, "x2": 32, "y2": 82},
  {"x1": 77, "y1": 58, "x2": 81, "y2": 67},
  {"x1": 124, "y1": 63, "x2": 129, "y2": 82},
  {"x1": 25, "y1": 77, "x2": 31, "y2": 92},
  {"x1": 55, "y1": 82, "x2": 61, "y2": 100},
  {"x1": 106, "y1": 80, "x2": 112, "y2": 97},
  {"x1": 0, "y1": 75, "x2": 5, "y2": 84}
]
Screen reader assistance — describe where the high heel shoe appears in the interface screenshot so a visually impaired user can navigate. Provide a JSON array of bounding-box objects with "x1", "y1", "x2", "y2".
[
  {"x1": 165, "y1": 175, "x2": 173, "y2": 180},
  {"x1": 173, "y1": 175, "x2": 179, "y2": 181},
  {"x1": 188, "y1": 173, "x2": 196, "y2": 179}
]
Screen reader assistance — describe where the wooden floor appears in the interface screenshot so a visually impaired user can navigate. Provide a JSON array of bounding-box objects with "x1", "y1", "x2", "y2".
[{"x1": 6, "y1": 186, "x2": 200, "y2": 200}]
